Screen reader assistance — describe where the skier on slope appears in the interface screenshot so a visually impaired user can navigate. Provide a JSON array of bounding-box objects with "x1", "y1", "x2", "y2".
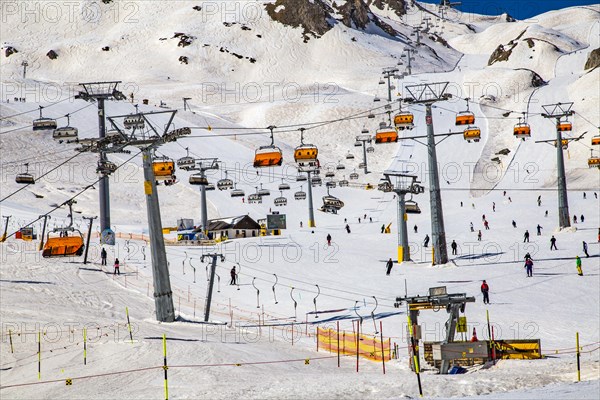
[
  {"x1": 524, "y1": 258, "x2": 533, "y2": 277},
  {"x1": 230, "y1": 266, "x2": 237, "y2": 285},
  {"x1": 326, "y1": 234, "x2": 332, "y2": 246},
  {"x1": 451, "y1": 240, "x2": 458, "y2": 255},
  {"x1": 423, "y1": 234, "x2": 430, "y2": 248},
  {"x1": 550, "y1": 236, "x2": 558, "y2": 250},
  {"x1": 385, "y1": 258, "x2": 394, "y2": 276},
  {"x1": 537, "y1": 224, "x2": 542, "y2": 235},
  {"x1": 345, "y1": 224, "x2": 351, "y2": 234},
  {"x1": 583, "y1": 241, "x2": 589, "y2": 257},
  {"x1": 481, "y1": 280, "x2": 490, "y2": 304},
  {"x1": 100, "y1": 247, "x2": 107, "y2": 266},
  {"x1": 523, "y1": 230, "x2": 530, "y2": 243}
]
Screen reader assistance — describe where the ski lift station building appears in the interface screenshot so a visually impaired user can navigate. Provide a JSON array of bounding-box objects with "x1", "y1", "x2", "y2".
[{"x1": 177, "y1": 215, "x2": 261, "y2": 242}]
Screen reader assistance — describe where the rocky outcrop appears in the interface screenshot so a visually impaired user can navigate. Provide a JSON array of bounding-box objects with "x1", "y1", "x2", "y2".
[
  {"x1": 371, "y1": 0, "x2": 407, "y2": 18},
  {"x1": 46, "y1": 50, "x2": 58, "y2": 60},
  {"x1": 265, "y1": 0, "x2": 334, "y2": 42},
  {"x1": 173, "y1": 32, "x2": 195, "y2": 47},
  {"x1": 487, "y1": 29, "x2": 527, "y2": 65},
  {"x1": 265, "y1": 0, "x2": 400, "y2": 41},
  {"x1": 584, "y1": 47, "x2": 600, "y2": 70},
  {"x1": 4, "y1": 46, "x2": 18, "y2": 57},
  {"x1": 335, "y1": 0, "x2": 399, "y2": 37}
]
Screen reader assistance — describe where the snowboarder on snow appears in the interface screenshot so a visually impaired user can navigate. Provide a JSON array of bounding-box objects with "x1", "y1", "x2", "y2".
[
  {"x1": 101, "y1": 247, "x2": 107, "y2": 266},
  {"x1": 385, "y1": 258, "x2": 393, "y2": 276},
  {"x1": 481, "y1": 280, "x2": 490, "y2": 304},
  {"x1": 230, "y1": 266, "x2": 237, "y2": 285},
  {"x1": 451, "y1": 240, "x2": 458, "y2": 255},
  {"x1": 113, "y1": 258, "x2": 120, "y2": 275},
  {"x1": 326, "y1": 234, "x2": 332, "y2": 246},
  {"x1": 550, "y1": 236, "x2": 558, "y2": 250},
  {"x1": 523, "y1": 230, "x2": 530, "y2": 243},
  {"x1": 423, "y1": 234, "x2": 430, "y2": 248},
  {"x1": 576, "y1": 256, "x2": 583, "y2": 276},
  {"x1": 583, "y1": 241, "x2": 589, "y2": 257}
]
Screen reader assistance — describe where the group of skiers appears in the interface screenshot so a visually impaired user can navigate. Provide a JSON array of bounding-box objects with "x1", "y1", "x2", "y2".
[{"x1": 100, "y1": 247, "x2": 120, "y2": 275}]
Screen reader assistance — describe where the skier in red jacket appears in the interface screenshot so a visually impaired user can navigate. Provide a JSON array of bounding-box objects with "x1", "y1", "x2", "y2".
[{"x1": 481, "y1": 280, "x2": 490, "y2": 304}]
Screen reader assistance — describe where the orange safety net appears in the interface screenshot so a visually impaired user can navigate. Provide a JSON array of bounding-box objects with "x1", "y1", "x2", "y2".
[{"x1": 316, "y1": 327, "x2": 391, "y2": 362}]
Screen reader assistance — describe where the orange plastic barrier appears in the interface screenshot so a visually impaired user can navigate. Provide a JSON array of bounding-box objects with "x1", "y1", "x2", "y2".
[{"x1": 317, "y1": 327, "x2": 391, "y2": 362}]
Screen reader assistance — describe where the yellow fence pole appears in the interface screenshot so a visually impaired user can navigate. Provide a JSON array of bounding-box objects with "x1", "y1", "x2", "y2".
[
  {"x1": 163, "y1": 334, "x2": 169, "y2": 400},
  {"x1": 126, "y1": 307, "x2": 134, "y2": 344},
  {"x1": 576, "y1": 332, "x2": 581, "y2": 382}
]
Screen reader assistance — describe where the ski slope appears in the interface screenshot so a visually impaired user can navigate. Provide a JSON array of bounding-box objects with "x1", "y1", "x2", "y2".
[{"x1": 1, "y1": 1, "x2": 599, "y2": 399}]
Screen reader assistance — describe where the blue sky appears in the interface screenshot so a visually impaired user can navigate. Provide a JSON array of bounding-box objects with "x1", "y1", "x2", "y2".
[{"x1": 418, "y1": 0, "x2": 599, "y2": 20}]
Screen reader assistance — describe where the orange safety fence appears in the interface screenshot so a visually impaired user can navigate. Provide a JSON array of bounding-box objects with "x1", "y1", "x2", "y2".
[{"x1": 317, "y1": 327, "x2": 391, "y2": 362}]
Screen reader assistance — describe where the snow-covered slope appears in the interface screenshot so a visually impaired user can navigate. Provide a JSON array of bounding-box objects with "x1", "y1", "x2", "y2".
[{"x1": 1, "y1": 1, "x2": 599, "y2": 399}]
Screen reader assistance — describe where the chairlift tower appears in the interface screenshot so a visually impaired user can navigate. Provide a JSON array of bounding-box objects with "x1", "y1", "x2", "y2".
[
  {"x1": 401, "y1": 49, "x2": 417, "y2": 75},
  {"x1": 380, "y1": 173, "x2": 424, "y2": 262},
  {"x1": 189, "y1": 158, "x2": 219, "y2": 235},
  {"x1": 183, "y1": 97, "x2": 192, "y2": 111},
  {"x1": 104, "y1": 109, "x2": 190, "y2": 322},
  {"x1": 540, "y1": 102, "x2": 575, "y2": 229},
  {"x1": 404, "y1": 82, "x2": 451, "y2": 265},
  {"x1": 21, "y1": 61, "x2": 28, "y2": 79},
  {"x1": 76, "y1": 81, "x2": 126, "y2": 244},
  {"x1": 298, "y1": 165, "x2": 317, "y2": 228},
  {"x1": 382, "y1": 67, "x2": 399, "y2": 102},
  {"x1": 202, "y1": 253, "x2": 225, "y2": 322},
  {"x1": 355, "y1": 134, "x2": 372, "y2": 174}
]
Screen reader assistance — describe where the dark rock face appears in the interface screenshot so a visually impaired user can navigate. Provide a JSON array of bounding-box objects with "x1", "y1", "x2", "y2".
[
  {"x1": 5, "y1": 46, "x2": 18, "y2": 57},
  {"x1": 47, "y1": 50, "x2": 58, "y2": 60},
  {"x1": 371, "y1": 0, "x2": 407, "y2": 18},
  {"x1": 488, "y1": 30, "x2": 527, "y2": 66},
  {"x1": 173, "y1": 32, "x2": 195, "y2": 47},
  {"x1": 584, "y1": 47, "x2": 600, "y2": 70},
  {"x1": 529, "y1": 70, "x2": 546, "y2": 87},
  {"x1": 265, "y1": 0, "x2": 334, "y2": 42},
  {"x1": 265, "y1": 0, "x2": 401, "y2": 41},
  {"x1": 102, "y1": 46, "x2": 110, "y2": 51},
  {"x1": 179, "y1": 56, "x2": 189, "y2": 64}
]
